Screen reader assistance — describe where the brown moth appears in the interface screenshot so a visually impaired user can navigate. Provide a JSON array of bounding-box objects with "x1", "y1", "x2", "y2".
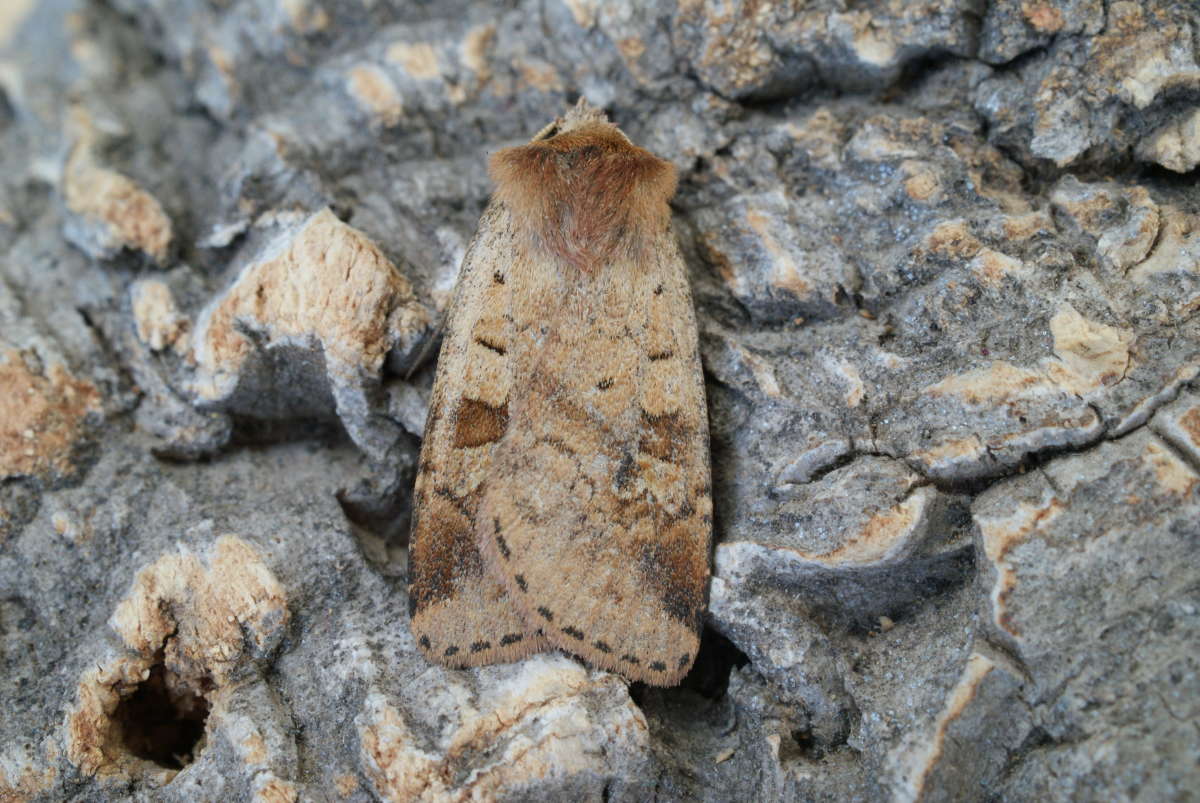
[{"x1": 408, "y1": 99, "x2": 711, "y2": 686}]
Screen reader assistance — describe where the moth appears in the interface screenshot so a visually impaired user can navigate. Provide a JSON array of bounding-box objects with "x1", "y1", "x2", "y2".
[{"x1": 408, "y1": 100, "x2": 711, "y2": 686}]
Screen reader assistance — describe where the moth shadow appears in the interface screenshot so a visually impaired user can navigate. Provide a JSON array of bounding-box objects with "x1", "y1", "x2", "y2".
[{"x1": 629, "y1": 625, "x2": 747, "y2": 706}]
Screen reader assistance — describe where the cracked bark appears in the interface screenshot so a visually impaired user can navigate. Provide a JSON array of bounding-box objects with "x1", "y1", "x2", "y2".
[{"x1": 1, "y1": 0, "x2": 1197, "y2": 801}]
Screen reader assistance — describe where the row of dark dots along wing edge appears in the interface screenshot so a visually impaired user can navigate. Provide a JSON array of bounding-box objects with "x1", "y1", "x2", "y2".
[{"x1": 499, "y1": 535, "x2": 685, "y2": 675}]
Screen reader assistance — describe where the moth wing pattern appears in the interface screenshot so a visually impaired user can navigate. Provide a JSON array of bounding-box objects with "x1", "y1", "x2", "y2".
[
  {"x1": 409, "y1": 203, "x2": 550, "y2": 667},
  {"x1": 410, "y1": 101, "x2": 712, "y2": 686},
  {"x1": 477, "y1": 207, "x2": 712, "y2": 686}
]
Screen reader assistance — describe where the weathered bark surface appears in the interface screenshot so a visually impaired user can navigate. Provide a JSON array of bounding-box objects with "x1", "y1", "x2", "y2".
[{"x1": 1, "y1": 1, "x2": 1197, "y2": 800}]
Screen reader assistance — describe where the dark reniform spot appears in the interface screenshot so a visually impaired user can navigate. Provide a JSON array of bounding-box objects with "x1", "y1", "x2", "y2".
[
  {"x1": 654, "y1": 283, "x2": 664, "y2": 295},
  {"x1": 537, "y1": 606, "x2": 554, "y2": 621},
  {"x1": 452, "y1": 398, "x2": 509, "y2": 448},
  {"x1": 470, "y1": 641, "x2": 491, "y2": 653},
  {"x1": 621, "y1": 654, "x2": 640, "y2": 665},
  {"x1": 493, "y1": 270, "x2": 505, "y2": 284},
  {"x1": 444, "y1": 646, "x2": 459, "y2": 657},
  {"x1": 419, "y1": 635, "x2": 430, "y2": 649},
  {"x1": 594, "y1": 640, "x2": 612, "y2": 654},
  {"x1": 650, "y1": 661, "x2": 667, "y2": 672},
  {"x1": 500, "y1": 633, "x2": 523, "y2": 646},
  {"x1": 515, "y1": 574, "x2": 528, "y2": 592},
  {"x1": 678, "y1": 653, "x2": 690, "y2": 669},
  {"x1": 562, "y1": 626, "x2": 584, "y2": 640},
  {"x1": 648, "y1": 349, "x2": 674, "y2": 361},
  {"x1": 496, "y1": 534, "x2": 511, "y2": 560},
  {"x1": 597, "y1": 377, "x2": 614, "y2": 390}
]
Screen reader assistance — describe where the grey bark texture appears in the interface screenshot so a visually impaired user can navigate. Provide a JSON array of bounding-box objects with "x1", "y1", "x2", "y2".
[{"x1": 1, "y1": 1, "x2": 1198, "y2": 801}]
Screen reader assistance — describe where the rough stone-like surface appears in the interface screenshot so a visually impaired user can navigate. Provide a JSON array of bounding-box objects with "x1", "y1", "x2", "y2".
[
  {"x1": 185, "y1": 207, "x2": 431, "y2": 461},
  {"x1": 1, "y1": 1, "x2": 1197, "y2": 800},
  {"x1": 971, "y1": 430, "x2": 1199, "y2": 801},
  {"x1": 974, "y1": 0, "x2": 1200, "y2": 169}
]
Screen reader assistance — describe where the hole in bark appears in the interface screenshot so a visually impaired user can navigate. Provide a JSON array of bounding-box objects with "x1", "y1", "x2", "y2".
[{"x1": 114, "y1": 659, "x2": 210, "y2": 770}]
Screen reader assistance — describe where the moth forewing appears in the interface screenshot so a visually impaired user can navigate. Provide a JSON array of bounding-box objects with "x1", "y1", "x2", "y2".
[
  {"x1": 409, "y1": 100, "x2": 711, "y2": 686},
  {"x1": 408, "y1": 205, "x2": 548, "y2": 667}
]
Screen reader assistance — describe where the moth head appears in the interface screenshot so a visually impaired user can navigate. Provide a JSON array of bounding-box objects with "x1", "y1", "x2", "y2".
[{"x1": 530, "y1": 97, "x2": 627, "y2": 143}]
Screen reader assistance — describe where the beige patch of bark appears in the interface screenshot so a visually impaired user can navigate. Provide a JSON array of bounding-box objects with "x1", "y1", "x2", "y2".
[
  {"x1": 346, "y1": 65, "x2": 404, "y2": 126},
  {"x1": 131, "y1": 279, "x2": 189, "y2": 353},
  {"x1": 358, "y1": 661, "x2": 647, "y2": 802},
  {"x1": 0, "y1": 349, "x2": 101, "y2": 480},
  {"x1": 191, "y1": 208, "x2": 429, "y2": 402},
  {"x1": 63, "y1": 144, "x2": 173, "y2": 263}
]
